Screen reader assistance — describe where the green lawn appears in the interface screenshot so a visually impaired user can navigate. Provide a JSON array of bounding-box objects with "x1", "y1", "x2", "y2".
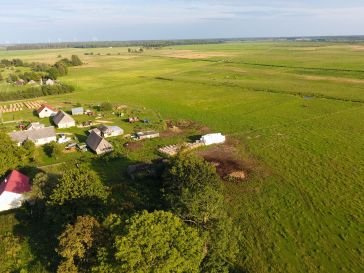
[{"x1": 0, "y1": 41, "x2": 363, "y2": 272}]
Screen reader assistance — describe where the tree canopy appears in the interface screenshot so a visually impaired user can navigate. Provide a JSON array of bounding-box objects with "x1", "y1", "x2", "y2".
[
  {"x1": 114, "y1": 210, "x2": 205, "y2": 273},
  {"x1": 0, "y1": 132, "x2": 23, "y2": 177},
  {"x1": 163, "y1": 153, "x2": 224, "y2": 226},
  {"x1": 57, "y1": 216, "x2": 102, "y2": 273},
  {"x1": 49, "y1": 165, "x2": 109, "y2": 206}
]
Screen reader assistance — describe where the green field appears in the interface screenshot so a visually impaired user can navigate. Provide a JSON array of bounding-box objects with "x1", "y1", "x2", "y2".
[{"x1": 0, "y1": 41, "x2": 364, "y2": 272}]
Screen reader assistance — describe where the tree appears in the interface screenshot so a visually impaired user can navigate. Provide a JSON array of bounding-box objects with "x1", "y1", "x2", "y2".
[
  {"x1": 0, "y1": 73, "x2": 3, "y2": 81},
  {"x1": 114, "y1": 211, "x2": 205, "y2": 273},
  {"x1": 200, "y1": 218, "x2": 241, "y2": 273},
  {"x1": 57, "y1": 216, "x2": 102, "y2": 273},
  {"x1": 28, "y1": 172, "x2": 57, "y2": 201},
  {"x1": 100, "y1": 102, "x2": 112, "y2": 111},
  {"x1": 0, "y1": 132, "x2": 23, "y2": 177},
  {"x1": 47, "y1": 67, "x2": 59, "y2": 80},
  {"x1": 23, "y1": 140, "x2": 36, "y2": 161},
  {"x1": 7, "y1": 73, "x2": 18, "y2": 83},
  {"x1": 49, "y1": 165, "x2": 108, "y2": 206},
  {"x1": 71, "y1": 55, "x2": 82, "y2": 66},
  {"x1": 54, "y1": 62, "x2": 68, "y2": 76},
  {"x1": 163, "y1": 154, "x2": 224, "y2": 226},
  {"x1": 44, "y1": 142, "x2": 62, "y2": 159}
]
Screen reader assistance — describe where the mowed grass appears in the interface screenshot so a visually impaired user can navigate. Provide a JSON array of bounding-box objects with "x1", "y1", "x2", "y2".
[{"x1": 0, "y1": 42, "x2": 364, "y2": 272}]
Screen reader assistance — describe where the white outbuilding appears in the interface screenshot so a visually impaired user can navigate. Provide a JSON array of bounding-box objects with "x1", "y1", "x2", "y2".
[
  {"x1": 37, "y1": 104, "x2": 58, "y2": 118},
  {"x1": 0, "y1": 170, "x2": 31, "y2": 212},
  {"x1": 200, "y1": 133, "x2": 226, "y2": 146}
]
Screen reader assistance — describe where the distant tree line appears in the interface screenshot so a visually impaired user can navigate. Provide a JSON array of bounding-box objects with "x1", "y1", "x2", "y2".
[
  {"x1": 5, "y1": 39, "x2": 228, "y2": 50},
  {"x1": 0, "y1": 55, "x2": 82, "y2": 83},
  {"x1": 0, "y1": 83, "x2": 75, "y2": 101}
]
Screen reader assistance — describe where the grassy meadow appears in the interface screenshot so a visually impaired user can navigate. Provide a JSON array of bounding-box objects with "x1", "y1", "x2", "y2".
[{"x1": 0, "y1": 41, "x2": 364, "y2": 272}]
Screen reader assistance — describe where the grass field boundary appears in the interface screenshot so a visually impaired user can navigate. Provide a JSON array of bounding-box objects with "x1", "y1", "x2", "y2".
[
  {"x1": 153, "y1": 75, "x2": 364, "y2": 104},
  {"x1": 149, "y1": 54, "x2": 364, "y2": 73}
]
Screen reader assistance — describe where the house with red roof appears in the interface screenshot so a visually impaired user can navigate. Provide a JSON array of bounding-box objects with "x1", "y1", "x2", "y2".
[
  {"x1": 0, "y1": 170, "x2": 31, "y2": 212},
  {"x1": 37, "y1": 104, "x2": 58, "y2": 118}
]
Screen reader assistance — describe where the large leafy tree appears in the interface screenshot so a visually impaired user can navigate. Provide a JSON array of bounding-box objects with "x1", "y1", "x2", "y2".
[
  {"x1": 0, "y1": 131, "x2": 23, "y2": 177},
  {"x1": 114, "y1": 210, "x2": 205, "y2": 273},
  {"x1": 57, "y1": 216, "x2": 102, "y2": 273},
  {"x1": 49, "y1": 165, "x2": 108, "y2": 206},
  {"x1": 163, "y1": 154, "x2": 224, "y2": 226}
]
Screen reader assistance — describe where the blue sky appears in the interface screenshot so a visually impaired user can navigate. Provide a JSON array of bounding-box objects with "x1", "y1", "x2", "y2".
[{"x1": 1, "y1": 0, "x2": 364, "y2": 43}]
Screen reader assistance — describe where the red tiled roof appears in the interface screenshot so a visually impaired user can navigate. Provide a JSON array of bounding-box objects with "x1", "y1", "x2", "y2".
[
  {"x1": 37, "y1": 104, "x2": 57, "y2": 114},
  {"x1": 0, "y1": 170, "x2": 31, "y2": 195}
]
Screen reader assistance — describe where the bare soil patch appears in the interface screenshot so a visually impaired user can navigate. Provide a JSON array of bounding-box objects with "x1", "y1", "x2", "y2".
[
  {"x1": 124, "y1": 141, "x2": 143, "y2": 151},
  {"x1": 197, "y1": 139, "x2": 250, "y2": 182},
  {"x1": 162, "y1": 50, "x2": 229, "y2": 59},
  {"x1": 350, "y1": 45, "x2": 364, "y2": 51},
  {"x1": 160, "y1": 125, "x2": 184, "y2": 138}
]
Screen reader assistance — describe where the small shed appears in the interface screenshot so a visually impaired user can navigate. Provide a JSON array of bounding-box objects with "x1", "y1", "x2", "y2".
[
  {"x1": 71, "y1": 107, "x2": 84, "y2": 116},
  {"x1": 98, "y1": 125, "x2": 124, "y2": 138},
  {"x1": 136, "y1": 131, "x2": 160, "y2": 140},
  {"x1": 200, "y1": 133, "x2": 226, "y2": 146},
  {"x1": 45, "y1": 79, "x2": 54, "y2": 85},
  {"x1": 26, "y1": 122, "x2": 45, "y2": 131}
]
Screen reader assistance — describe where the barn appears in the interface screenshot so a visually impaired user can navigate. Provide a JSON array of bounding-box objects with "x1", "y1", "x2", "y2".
[{"x1": 53, "y1": 111, "x2": 76, "y2": 128}]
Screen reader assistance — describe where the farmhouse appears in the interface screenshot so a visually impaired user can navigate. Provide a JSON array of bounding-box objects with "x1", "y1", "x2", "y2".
[
  {"x1": 71, "y1": 107, "x2": 84, "y2": 116},
  {"x1": 26, "y1": 122, "x2": 45, "y2": 130},
  {"x1": 15, "y1": 79, "x2": 25, "y2": 86},
  {"x1": 53, "y1": 111, "x2": 76, "y2": 128},
  {"x1": 45, "y1": 79, "x2": 55, "y2": 85},
  {"x1": 136, "y1": 131, "x2": 160, "y2": 140},
  {"x1": 200, "y1": 133, "x2": 226, "y2": 145},
  {"x1": 86, "y1": 131, "x2": 113, "y2": 154},
  {"x1": 9, "y1": 126, "x2": 57, "y2": 146},
  {"x1": 91, "y1": 125, "x2": 124, "y2": 138},
  {"x1": 0, "y1": 170, "x2": 31, "y2": 212},
  {"x1": 37, "y1": 104, "x2": 57, "y2": 118}
]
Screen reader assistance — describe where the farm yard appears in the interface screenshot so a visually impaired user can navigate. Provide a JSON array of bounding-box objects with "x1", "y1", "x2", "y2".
[{"x1": 0, "y1": 41, "x2": 364, "y2": 273}]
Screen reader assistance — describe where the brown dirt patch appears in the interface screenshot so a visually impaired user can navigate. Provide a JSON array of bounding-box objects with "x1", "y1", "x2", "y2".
[
  {"x1": 162, "y1": 50, "x2": 229, "y2": 59},
  {"x1": 300, "y1": 75, "x2": 364, "y2": 84},
  {"x1": 124, "y1": 141, "x2": 143, "y2": 151},
  {"x1": 350, "y1": 45, "x2": 364, "y2": 51},
  {"x1": 197, "y1": 140, "x2": 249, "y2": 182},
  {"x1": 160, "y1": 126, "x2": 184, "y2": 138}
]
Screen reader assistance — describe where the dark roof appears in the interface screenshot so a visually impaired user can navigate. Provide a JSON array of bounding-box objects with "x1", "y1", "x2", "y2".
[
  {"x1": 98, "y1": 125, "x2": 112, "y2": 134},
  {"x1": 86, "y1": 131, "x2": 113, "y2": 153},
  {"x1": 9, "y1": 126, "x2": 56, "y2": 143},
  {"x1": 53, "y1": 111, "x2": 75, "y2": 125},
  {"x1": 0, "y1": 170, "x2": 30, "y2": 195}
]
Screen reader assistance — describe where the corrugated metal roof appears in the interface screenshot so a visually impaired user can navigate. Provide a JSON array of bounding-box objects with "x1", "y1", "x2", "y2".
[{"x1": 9, "y1": 126, "x2": 56, "y2": 143}]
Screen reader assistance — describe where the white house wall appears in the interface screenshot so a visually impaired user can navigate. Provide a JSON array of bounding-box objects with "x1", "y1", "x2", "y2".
[
  {"x1": 0, "y1": 191, "x2": 24, "y2": 212},
  {"x1": 34, "y1": 136, "x2": 57, "y2": 146},
  {"x1": 39, "y1": 109, "x2": 56, "y2": 118},
  {"x1": 57, "y1": 122, "x2": 76, "y2": 128}
]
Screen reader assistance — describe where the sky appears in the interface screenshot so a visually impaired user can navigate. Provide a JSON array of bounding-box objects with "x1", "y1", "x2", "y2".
[{"x1": 1, "y1": 0, "x2": 364, "y2": 43}]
